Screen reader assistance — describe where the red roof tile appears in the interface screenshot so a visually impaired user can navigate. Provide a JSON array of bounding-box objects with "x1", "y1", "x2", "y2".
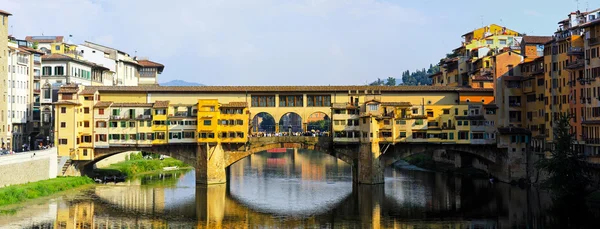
[
  {"x1": 221, "y1": 102, "x2": 247, "y2": 108},
  {"x1": 79, "y1": 85, "x2": 493, "y2": 93},
  {"x1": 153, "y1": 101, "x2": 169, "y2": 108},
  {"x1": 94, "y1": 101, "x2": 113, "y2": 108},
  {"x1": 522, "y1": 36, "x2": 553, "y2": 44},
  {"x1": 137, "y1": 59, "x2": 165, "y2": 73},
  {"x1": 111, "y1": 103, "x2": 154, "y2": 107},
  {"x1": 25, "y1": 36, "x2": 64, "y2": 43}
]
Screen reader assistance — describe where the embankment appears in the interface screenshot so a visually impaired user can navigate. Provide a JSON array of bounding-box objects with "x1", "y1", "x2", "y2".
[{"x1": 0, "y1": 148, "x2": 57, "y2": 187}]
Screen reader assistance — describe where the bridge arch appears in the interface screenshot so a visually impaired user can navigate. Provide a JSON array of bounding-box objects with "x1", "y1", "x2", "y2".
[
  {"x1": 279, "y1": 112, "x2": 303, "y2": 133},
  {"x1": 380, "y1": 143, "x2": 503, "y2": 170},
  {"x1": 306, "y1": 112, "x2": 330, "y2": 133},
  {"x1": 251, "y1": 112, "x2": 276, "y2": 133},
  {"x1": 226, "y1": 136, "x2": 353, "y2": 167}
]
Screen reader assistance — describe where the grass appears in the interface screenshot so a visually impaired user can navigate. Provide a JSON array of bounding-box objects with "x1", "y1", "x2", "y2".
[
  {"x1": 95, "y1": 153, "x2": 190, "y2": 177},
  {"x1": 0, "y1": 176, "x2": 94, "y2": 207}
]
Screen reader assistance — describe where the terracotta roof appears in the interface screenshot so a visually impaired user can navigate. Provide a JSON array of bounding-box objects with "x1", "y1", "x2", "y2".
[
  {"x1": 42, "y1": 53, "x2": 73, "y2": 61},
  {"x1": 498, "y1": 127, "x2": 531, "y2": 135},
  {"x1": 580, "y1": 18, "x2": 600, "y2": 28},
  {"x1": 94, "y1": 101, "x2": 113, "y2": 108},
  {"x1": 25, "y1": 36, "x2": 64, "y2": 43},
  {"x1": 153, "y1": 101, "x2": 169, "y2": 108},
  {"x1": 221, "y1": 102, "x2": 247, "y2": 108},
  {"x1": 381, "y1": 102, "x2": 412, "y2": 106},
  {"x1": 80, "y1": 87, "x2": 97, "y2": 95},
  {"x1": 15, "y1": 47, "x2": 31, "y2": 54},
  {"x1": 111, "y1": 103, "x2": 154, "y2": 107},
  {"x1": 0, "y1": 10, "x2": 12, "y2": 16},
  {"x1": 78, "y1": 85, "x2": 494, "y2": 94},
  {"x1": 332, "y1": 103, "x2": 357, "y2": 109},
  {"x1": 522, "y1": 36, "x2": 552, "y2": 44},
  {"x1": 53, "y1": 101, "x2": 81, "y2": 105},
  {"x1": 42, "y1": 53, "x2": 97, "y2": 67},
  {"x1": 18, "y1": 46, "x2": 45, "y2": 55},
  {"x1": 137, "y1": 59, "x2": 165, "y2": 73}
]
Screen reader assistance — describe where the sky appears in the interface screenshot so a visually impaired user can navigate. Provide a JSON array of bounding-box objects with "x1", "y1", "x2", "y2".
[{"x1": 0, "y1": 0, "x2": 588, "y2": 86}]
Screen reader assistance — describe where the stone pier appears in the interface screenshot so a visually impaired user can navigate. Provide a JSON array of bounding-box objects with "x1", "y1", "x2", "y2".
[
  {"x1": 196, "y1": 143, "x2": 227, "y2": 185},
  {"x1": 357, "y1": 142, "x2": 384, "y2": 184}
]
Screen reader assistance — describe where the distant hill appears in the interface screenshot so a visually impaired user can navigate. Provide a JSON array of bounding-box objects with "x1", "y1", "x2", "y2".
[{"x1": 160, "y1": 80, "x2": 204, "y2": 86}]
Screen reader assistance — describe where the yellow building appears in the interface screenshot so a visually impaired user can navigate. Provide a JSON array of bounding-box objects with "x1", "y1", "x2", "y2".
[{"x1": 55, "y1": 85, "x2": 495, "y2": 160}]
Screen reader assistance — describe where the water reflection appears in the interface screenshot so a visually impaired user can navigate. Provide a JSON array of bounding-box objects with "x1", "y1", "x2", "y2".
[{"x1": 0, "y1": 149, "x2": 580, "y2": 228}]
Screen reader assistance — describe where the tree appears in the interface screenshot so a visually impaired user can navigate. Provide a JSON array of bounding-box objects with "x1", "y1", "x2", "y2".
[
  {"x1": 537, "y1": 114, "x2": 590, "y2": 198},
  {"x1": 258, "y1": 114, "x2": 275, "y2": 132},
  {"x1": 385, "y1": 77, "x2": 396, "y2": 86},
  {"x1": 307, "y1": 120, "x2": 330, "y2": 132},
  {"x1": 32, "y1": 41, "x2": 39, "y2": 49}
]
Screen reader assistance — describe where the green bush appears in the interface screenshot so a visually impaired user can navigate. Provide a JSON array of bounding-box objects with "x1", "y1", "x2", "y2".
[
  {"x1": 0, "y1": 177, "x2": 94, "y2": 207},
  {"x1": 100, "y1": 158, "x2": 188, "y2": 177}
]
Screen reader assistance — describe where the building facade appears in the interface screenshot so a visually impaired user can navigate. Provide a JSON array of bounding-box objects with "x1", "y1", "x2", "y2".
[{"x1": 0, "y1": 10, "x2": 11, "y2": 149}]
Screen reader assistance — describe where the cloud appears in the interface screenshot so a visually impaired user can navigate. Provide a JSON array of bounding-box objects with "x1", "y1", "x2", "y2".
[{"x1": 4, "y1": 0, "x2": 429, "y2": 86}]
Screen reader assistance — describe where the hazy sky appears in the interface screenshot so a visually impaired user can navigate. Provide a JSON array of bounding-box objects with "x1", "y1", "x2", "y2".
[{"x1": 1, "y1": 0, "x2": 587, "y2": 85}]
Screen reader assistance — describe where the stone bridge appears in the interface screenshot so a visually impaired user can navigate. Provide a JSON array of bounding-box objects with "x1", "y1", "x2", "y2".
[{"x1": 91, "y1": 137, "x2": 512, "y2": 185}]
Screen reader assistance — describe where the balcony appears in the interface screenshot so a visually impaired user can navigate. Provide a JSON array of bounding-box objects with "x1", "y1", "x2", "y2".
[
  {"x1": 137, "y1": 114, "x2": 152, "y2": 120},
  {"x1": 567, "y1": 47, "x2": 584, "y2": 56},
  {"x1": 566, "y1": 59, "x2": 584, "y2": 70},
  {"x1": 170, "y1": 111, "x2": 194, "y2": 118}
]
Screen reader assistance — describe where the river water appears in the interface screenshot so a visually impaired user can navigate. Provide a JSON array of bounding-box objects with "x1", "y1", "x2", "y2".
[{"x1": 0, "y1": 149, "x2": 594, "y2": 228}]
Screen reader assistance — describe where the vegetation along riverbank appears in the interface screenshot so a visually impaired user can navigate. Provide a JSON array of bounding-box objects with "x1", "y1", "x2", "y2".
[
  {"x1": 0, "y1": 176, "x2": 94, "y2": 207},
  {"x1": 94, "y1": 152, "x2": 191, "y2": 178}
]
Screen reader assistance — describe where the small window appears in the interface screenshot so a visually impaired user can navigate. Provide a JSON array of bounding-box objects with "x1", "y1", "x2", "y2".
[
  {"x1": 204, "y1": 120, "x2": 212, "y2": 126},
  {"x1": 99, "y1": 109, "x2": 104, "y2": 115},
  {"x1": 61, "y1": 107, "x2": 66, "y2": 113},
  {"x1": 60, "y1": 122, "x2": 66, "y2": 128},
  {"x1": 84, "y1": 107, "x2": 90, "y2": 114}
]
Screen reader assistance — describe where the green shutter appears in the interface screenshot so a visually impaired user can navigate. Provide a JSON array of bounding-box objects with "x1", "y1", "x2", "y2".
[
  {"x1": 109, "y1": 134, "x2": 112, "y2": 140},
  {"x1": 449, "y1": 132, "x2": 454, "y2": 140}
]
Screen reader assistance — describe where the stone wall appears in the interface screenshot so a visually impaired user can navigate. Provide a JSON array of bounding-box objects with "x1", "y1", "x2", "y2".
[
  {"x1": 0, "y1": 148, "x2": 58, "y2": 187},
  {"x1": 94, "y1": 151, "x2": 137, "y2": 168}
]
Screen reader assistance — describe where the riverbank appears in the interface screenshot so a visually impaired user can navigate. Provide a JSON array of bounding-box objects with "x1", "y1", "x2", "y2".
[
  {"x1": 0, "y1": 176, "x2": 94, "y2": 207},
  {"x1": 94, "y1": 153, "x2": 191, "y2": 178}
]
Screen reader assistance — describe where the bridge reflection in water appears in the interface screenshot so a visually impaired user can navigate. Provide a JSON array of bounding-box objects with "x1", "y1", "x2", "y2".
[{"x1": 0, "y1": 150, "x2": 553, "y2": 228}]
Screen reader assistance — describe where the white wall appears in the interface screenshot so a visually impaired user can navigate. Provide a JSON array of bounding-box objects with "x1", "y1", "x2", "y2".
[
  {"x1": 0, "y1": 147, "x2": 58, "y2": 187},
  {"x1": 77, "y1": 45, "x2": 116, "y2": 72},
  {"x1": 7, "y1": 47, "x2": 30, "y2": 125}
]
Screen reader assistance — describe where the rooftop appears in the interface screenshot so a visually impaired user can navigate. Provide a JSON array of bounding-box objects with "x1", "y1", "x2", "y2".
[
  {"x1": 137, "y1": 59, "x2": 165, "y2": 73},
  {"x1": 522, "y1": 36, "x2": 553, "y2": 44},
  {"x1": 0, "y1": 9, "x2": 12, "y2": 16},
  {"x1": 75, "y1": 85, "x2": 494, "y2": 94},
  {"x1": 25, "y1": 36, "x2": 64, "y2": 43}
]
